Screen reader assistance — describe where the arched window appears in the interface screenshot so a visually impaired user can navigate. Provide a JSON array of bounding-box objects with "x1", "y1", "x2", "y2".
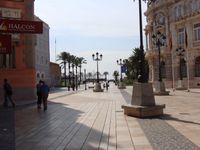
[
  {"x1": 180, "y1": 59, "x2": 187, "y2": 77},
  {"x1": 37, "y1": 73, "x2": 40, "y2": 78},
  {"x1": 41, "y1": 73, "x2": 44, "y2": 78},
  {"x1": 161, "y1": 61, "x2": 166, "y2": 78},
  {"x1": 195, "y1": 57, "x2": 200, "y2": 77}
]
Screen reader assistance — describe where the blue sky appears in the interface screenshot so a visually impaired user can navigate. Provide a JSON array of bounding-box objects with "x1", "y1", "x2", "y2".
[{"x1": 34, "y1": 0, "x2": 147, "y2": 79}]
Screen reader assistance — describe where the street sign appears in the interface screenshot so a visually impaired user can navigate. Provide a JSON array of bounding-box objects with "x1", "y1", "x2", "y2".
[
  {"x1": 121, "y1": 65, "x2": 127, "y2": 73},
  {"x1": 0, "y1": 19, "x2": 43, "y2": 34},
  {"x1": 0, "y1": 34, "x2": 11, "y2": 54}
]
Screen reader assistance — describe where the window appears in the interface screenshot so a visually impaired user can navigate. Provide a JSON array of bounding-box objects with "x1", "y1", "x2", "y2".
[
  {"x1": 37, "y1": 73, "x2": 40, "y2": 78},
  {"x1": 41, "y1": 73, "x2": 44, "y2": 78},
  {"x1": 194, "y1": 23, "x2": 200, "y2": 41},
  {"x1": 178, "y1": 28, "x2": 185, "y2": 45},
  {"x1": 191, "y1": 0, "x2": 200, "y2": 11},
  {"x1": 175, "y1": 5, "x2": 183, "y2": 19},
  {"x1": 180, "y1": 59, "x2": 187, "y2": 78},
  {"x1": 195, "y1": 56, "x2": 200, "y2": 77}
]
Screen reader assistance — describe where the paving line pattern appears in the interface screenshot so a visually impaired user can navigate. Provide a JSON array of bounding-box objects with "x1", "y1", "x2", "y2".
[{"x1": 120, "y1": 89, "x2": 200, "y2": 150}]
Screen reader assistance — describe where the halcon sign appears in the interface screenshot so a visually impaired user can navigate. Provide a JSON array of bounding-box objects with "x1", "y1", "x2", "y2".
[
  {"x1": 0, "y1": 19, "x2": 43, "y2": 34},
  {"x1": 0, "y1": 35, "x2": 11, "y2": 54}
]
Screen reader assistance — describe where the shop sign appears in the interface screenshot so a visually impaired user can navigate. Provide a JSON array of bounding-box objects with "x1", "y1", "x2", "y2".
[
  {"x1": 4, "y1": 0, "x2": 24, "y2": 2},
  {"x1": 0, "y1": 35, "x2": 11, "y2": 54},
  {"x1": 0, "y1": 7, "x2": 21, "y2": 19},
  {"x1": 0, "y1": 19, "x2": 43, "y2": 34}
]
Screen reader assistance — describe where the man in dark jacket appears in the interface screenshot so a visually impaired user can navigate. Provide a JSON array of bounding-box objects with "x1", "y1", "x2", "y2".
[
  {"x1": 36, "y1": 80, "x2": 43, "y2": 109},
  {"x1": 3, "y1": 79, "x2": 15, "y2": 108},
  {"x1": 40, "y1": 81, "x2": 49, "y2": 111}
]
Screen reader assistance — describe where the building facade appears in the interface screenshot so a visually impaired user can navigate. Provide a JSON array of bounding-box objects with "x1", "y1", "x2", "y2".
[
  {"x1": 35, "y1": 16, "x2": 50, "y2": 85},
  {"x1": 145, "y1": 0, "x2": 200, "y2": 89},
  {"x1": 0, "y1": 0, "x2": 44, "y2": 102},
  {"x1": 50, "y1": 62, "x2": 61, "y2": 87}
]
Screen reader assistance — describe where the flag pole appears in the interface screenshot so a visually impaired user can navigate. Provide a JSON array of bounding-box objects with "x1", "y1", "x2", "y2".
[{"x1": 55, "y1": 38, "x2": 57, "y2": 62}]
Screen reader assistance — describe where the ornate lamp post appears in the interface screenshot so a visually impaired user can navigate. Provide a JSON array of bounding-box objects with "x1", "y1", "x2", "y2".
[
  {"x1": 92, "y1": 52, "x2": 102, "y2": 83},
  {"x1": 92, "y1": 52, "x2": 103, "y2": 92},
  {"x1": 117, "y1": 59, "x2": 126, "y2": 89},
  {"x1": 176, "y1": 47, "x2": 185, "y2": 80},
  {"x1": 116, "y1": 59, "x2": 126, "y2": 82},
  {"x1": 152, "y1": 31, "x2": 166, "y2": 82},
  {"x1": 151, "y1": 31, "x2": 169, "y2": 95}
]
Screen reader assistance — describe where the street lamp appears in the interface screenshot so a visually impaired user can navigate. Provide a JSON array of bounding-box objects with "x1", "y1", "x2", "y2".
[
  {"x1": 152, "y1": 31, "x2": 166, "y2": 82},
  {"x1": 176, "y1": 47, "x2": 185, "y2": 80},
  {"x1": 117, "y1": 59, "x2": 126, "y2": 82},
  {"x1": 92, "y1": 52, "x2": 103, "y2": 83}
]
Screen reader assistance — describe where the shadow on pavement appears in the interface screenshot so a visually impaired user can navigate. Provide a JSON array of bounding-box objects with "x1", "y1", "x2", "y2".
[
  {"x1": 160, "y1": 114, "x2": 200, "y2": 126},
  {"x1": 0, "y1": 106, "x2": 15, "y2": 150},
  {"x1": 15, "y1": 98, "x2": 115, "y2": 150}
]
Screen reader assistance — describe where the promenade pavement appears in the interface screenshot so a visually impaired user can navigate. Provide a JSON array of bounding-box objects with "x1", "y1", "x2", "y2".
[{"x1": 1, "y1": 84, "x2": 200, "y2": 150}]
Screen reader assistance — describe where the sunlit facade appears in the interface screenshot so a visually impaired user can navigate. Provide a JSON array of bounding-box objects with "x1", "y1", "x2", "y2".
[
  {"x1": 145, "y1": 0, "x2": 200, "y2": 89},
  {"x1": 0, "y1": 0, "x2": 44, "y2": 101}
]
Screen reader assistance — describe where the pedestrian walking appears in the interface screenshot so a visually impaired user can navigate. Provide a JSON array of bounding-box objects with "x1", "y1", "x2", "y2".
[
  {"x1": 3, "y1": 79, "x2": 15, "y2": 108},
  {"x1": 40, "y1": 81, "x2": 49, "y2": 111},
  {"x1": 36, "y1": 80, "x2": 42, "y2": 109}
]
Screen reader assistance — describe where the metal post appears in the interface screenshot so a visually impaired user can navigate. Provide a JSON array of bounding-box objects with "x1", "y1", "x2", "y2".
[
  {"x1": 84, "y1": 69, "x2": 87, "y2": 90},
  {"x1": 176, "y1": 47, "x2": 185, "y2": 80},
  {"x1": 138, "y1": 0, "x2": 145, "y2": 83},
  {"x1": 158, "y1": 44, "x2": 162, "y2": 82}
]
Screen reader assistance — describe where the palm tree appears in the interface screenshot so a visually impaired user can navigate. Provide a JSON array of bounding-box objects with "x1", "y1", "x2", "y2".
[
  {"x1": 126, "y1": 48, "x2": 149, "y2": 81},
  {"x1": 66, "y1": 53, "x2": 72, "y2": 91},
  {"x1": 103, "y1": 71, "x2": 109, "y2": 81},
  {"x1": 77, "y1": 57, "x2": 87, "y2": 85},
  {"x1": 113, "y1": 70, "x2": 119, "y2": 84},
  {"x1": 71, "y1": 55, "x2": 76, "y2": 91},
  {"x1": 57, "y1": 52, "x2": 69, "y2": 87},
  {"x1": 74, "y1": 57, "x2": 79, "y2": 91}
]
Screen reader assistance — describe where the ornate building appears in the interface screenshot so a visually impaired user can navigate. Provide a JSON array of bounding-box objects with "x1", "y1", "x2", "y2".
[
  {"x1": 0, "y1": 0, "x2": 46, "y2": 102},
  {"x1": 145, "y1": 0, "x2": 200, "y2": 90}
]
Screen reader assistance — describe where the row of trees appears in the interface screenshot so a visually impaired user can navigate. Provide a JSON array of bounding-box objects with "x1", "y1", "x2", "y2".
[
  {"x1": 57, "y1": 52, "x2": 86, "y2": 90},
  {"x1": 87, "y1": 71, "x2": 109, "y2": 81}
]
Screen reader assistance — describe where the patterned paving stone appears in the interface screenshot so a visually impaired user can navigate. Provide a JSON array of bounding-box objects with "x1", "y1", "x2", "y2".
[
  {"x1": 120, "y1": 89, "x2": 200, "y2": 150},
  {"x1": 138, "y1": 118, "x2": 200, "y2": 150}
]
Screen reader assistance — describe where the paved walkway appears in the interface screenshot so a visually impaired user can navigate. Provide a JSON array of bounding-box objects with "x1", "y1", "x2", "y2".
[{"x1": 1, "y1": 84, "x2": 200, "y2": 150}]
